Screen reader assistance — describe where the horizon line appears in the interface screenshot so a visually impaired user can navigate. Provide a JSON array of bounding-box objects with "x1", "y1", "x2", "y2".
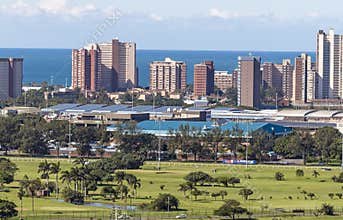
[{"x1": 0, "y1": 47, "x2": 316, "y2": 53}]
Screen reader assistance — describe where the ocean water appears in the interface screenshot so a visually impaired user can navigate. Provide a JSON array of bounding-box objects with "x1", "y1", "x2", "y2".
[{"x1": 0, "y1": 48, "x2": 315, "y2": 88}]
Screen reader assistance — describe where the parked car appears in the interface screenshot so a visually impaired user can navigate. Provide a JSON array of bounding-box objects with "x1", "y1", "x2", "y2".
[{"x1": 176, "y1": 214, "x2": 187, "y2": 219}]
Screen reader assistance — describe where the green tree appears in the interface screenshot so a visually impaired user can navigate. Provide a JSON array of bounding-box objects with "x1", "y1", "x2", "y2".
[
  {"x1": 0, "y1": 199, "x2": 18, "y2": 220},
  {"x1": 184, "y1": 172, "x2": 213, "y2": 186},
  {"x1": 319, "y1": 203, "x2": 334, "y2": 216},
  {"x1": 0, "y1": 158, "x2": 17, "y2": 187},
  {"x1": 38, "y1": 160, "x2": 51, "y2": 193},
  {"x1": 313, "y1": 127, "x2": 341, "y2": 163},
  {"x1": 312, "y1": 170, "x2": 320, "y2": 178},
  {"x1": 191, "y1": 189, "x2": 202, "y2": 201},
  {"x1": 49, "y1": 162, "x2": 61, "y2": 199},
  {"x1": 296, "y1": 169, "x2": 304, "y2": 177},
  {"x1": 101, "y1": 186, "x2": 117, "y2": 199},
  {"x1": 214, "y1": 199, "x2": 248, "y2": 220},
  {"x1": 26, "y1": 178, "x2": 42, "y2": 214},
  {"x1": 275, "y1": 172, "x2": 285, "y2": 181},
  {"x1": 219, "y1": 190, "x2": 228, "y2": 200},
  {"x1": 0, "y1": 117, "x2": 19, "y2": 154},
  {"x1": 18, "y1": 123, "x2": 47, "y2": 156},
  {"x1": 239, "y1": 188, "x2": 254, "y2": 200},
  {"x1": 150, "y1": 194, "x2": 179, "y2": 211},
  {"x1": 17, "y1": 187, "x2": 25, "y2": 220}
]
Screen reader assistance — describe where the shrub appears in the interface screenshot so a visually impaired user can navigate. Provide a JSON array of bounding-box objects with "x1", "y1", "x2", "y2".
[
  {"x1": 336, "y1": 193, "x2": 343, "y2": 199},
  {"x1": 332, "y1": 173, "x2": 343, "y2": 183},
  {"x1": 61, "y1": 188, "x2": 84, "y2": 204},
  {"x1": 296, "y1": 169, "x2": 304, "y2": 177},
  {"x1": 0, "y1": 199, "x2": 18, "y2": 219},
  {"x1": 275, "y1": 172, "x2": 285, "y2": 181},
  {"x1": 328, "y1": 193, "x2": 334, "y2": 199},
  {"x1": 319, "y1": 203, "x2": 334, "y2": 216},
  {"x1": 239, "y1": 188, "x2": 254, "y2": 200}
]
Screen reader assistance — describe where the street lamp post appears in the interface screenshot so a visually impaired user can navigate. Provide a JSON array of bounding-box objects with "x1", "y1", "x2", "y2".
[
  {"x1": 157, "y1": 118, "x2": 161, "y2": 171},
  {"x1": 337, "y1": 124, "x2": 343, "y2": 172}
]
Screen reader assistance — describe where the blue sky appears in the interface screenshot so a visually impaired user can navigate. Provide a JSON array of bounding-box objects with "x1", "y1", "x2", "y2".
[{"x1": 1, "y1": 0, "x2": 343, "y2": 51}]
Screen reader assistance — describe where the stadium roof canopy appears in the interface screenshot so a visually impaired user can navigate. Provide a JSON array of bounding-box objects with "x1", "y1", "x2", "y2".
[
  {"x1": 277, "y1": 109, "x2": 316, "y2": 117},
  {"x1": 41, "y1": 104, "x2": 80, "y2": 113},
  {"x1": 65, "y1": 104, "x2": 106, "y2": 113},
  {"x1": 91, "y1": 104, "x2": 130, "y2": 113},
  {"x1": 307, "y1": 110, "x2": 343, "y2": 118}
]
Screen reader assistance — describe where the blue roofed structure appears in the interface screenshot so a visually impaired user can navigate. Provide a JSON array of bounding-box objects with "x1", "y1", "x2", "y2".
[{"x1": 107, "y1": 120, "x2": 292, "y2": 137}]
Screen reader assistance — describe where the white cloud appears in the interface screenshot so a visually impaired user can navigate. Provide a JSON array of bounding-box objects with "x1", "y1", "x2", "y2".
[
  {"x1": 208, "y1": 8, "x2": 239, "y2": 19},
  {"x1": 0, "y1": 0, "x2": 98, "y2": 18},
  {"x1": 1, "y1": 0, "x2": 41, "y2": 16},
  {"x1": 149, "y1": 13, "x2": 164, "y2": 22}
]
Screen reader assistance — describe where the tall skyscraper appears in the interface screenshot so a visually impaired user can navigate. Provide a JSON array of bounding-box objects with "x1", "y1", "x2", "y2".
[
  {"x1": 316, "y1": 28, "x2": 343, "y2": 99},
  {"x1": 150, "y1": 58, "x2": 186, "y2": 93},
  {"x1": 262, "y1": 62, "x2": 282, "y2": 90},
  {"x1": 214, "y1": 71, "x2": 233, "y2": 92},
  {"x1": 262, "y1": 60, "x2": 294, "y2": 99},
  {"x1": 279, "y1": 59, "x2": 294, "y2": 100},
  {"x1": 72, "y1": 38, "x2": 137, "y2": 92},
  {"x1": 0, "y1": 58, "x2": 23, "y2": 100},
  {"x1": 237, "y1": 56, "x2": 262, "y2": 109},
  {"x1": 292, "y1": 53, "x2": 315, "y2": 103},
  {"x1": 193, "y1": 61, "x2": 214, "y2": 97}
]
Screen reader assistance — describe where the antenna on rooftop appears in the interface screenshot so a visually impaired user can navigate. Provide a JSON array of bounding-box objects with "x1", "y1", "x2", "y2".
[
  {"x1": 65, "y1": 77, "x2": 68, "y2": 88},
  {"x1": 50, "y1": 75, "x2": 54, "y2": 86}
]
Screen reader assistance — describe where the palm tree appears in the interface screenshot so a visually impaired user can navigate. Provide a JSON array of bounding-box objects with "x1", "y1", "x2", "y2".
[
  {"x1": 60, "y1": 170, "x2": 72, "y2": 188},
  {"x1": 27, "y1": 179, "x2": 42, "y2": 214},
  {"x1": 114, "y1": 171, "x2": 126, "y2": 186},
  {"x1": 73, "y1": 158, "x2": 88, "y2": 167},
  {"x1": 17, "y1": 187, "x2": 25, "y2": 220},
  {"x1": 70, "y1": 167, "x2": 82, "y2": 192},
  {"x1": 125, "y1": 174, "x2": 141, "y2": 197},
  {"x1": 49, "y1": 162, "x2": 61, "y2": 199},
  {"x1": 38, "y1": 160, "x2": 51, "y2": 194},
  {"x1": 117, "y1": 184, "x2": 129, "y2": 200},
  {"x1": 312, "y1": 170, "x2": 320, "y2": 178},
  {"x1": 178, "y1": 183, "x2": 189, "y2": 197}
]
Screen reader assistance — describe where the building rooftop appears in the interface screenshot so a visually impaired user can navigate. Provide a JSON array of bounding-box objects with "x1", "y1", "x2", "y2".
[
  {"x1": 307, "y1": 110, "x2": 343, "y2": 118},
  {"x1": 238, "y1": 56, "x2": 261, "y2": 61},
  {"x1": 41, "y1": 104, "x2": 80, "y2": 112},
  {"x1": 92, "y1": 104, "x2": 130, "y2": 113},
  {"x1": 277, "y1": 109, "x2": 316, "y2": 117},
  {"x1": 153, "y1": 106, "x2": 183, "y2": 113},
  {"x1": 109, "y1": 120, "x2": 292, "y2": 136},
  {"x1": 130, "y1": 105, "x2": 155, "y2": 112},
  {"x1": 65, "y1": 104, "x2": 106, "y2": 113}
]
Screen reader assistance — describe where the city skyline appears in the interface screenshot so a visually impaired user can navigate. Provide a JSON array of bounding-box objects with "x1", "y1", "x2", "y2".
[{"x1": 1, "y1": 0, "x2": 343, "y2": 50}]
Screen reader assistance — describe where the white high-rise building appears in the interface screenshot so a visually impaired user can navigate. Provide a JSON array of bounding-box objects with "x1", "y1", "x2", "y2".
[
  {"x1": 292, "y1": 53, "x2": 315, "y2": 103},
  {"x1": 317, "y1": 29, "x2": 343, "y2": 99},
  {"x1": 150, "y1": 58, "x2": 186, "y2": 93}
]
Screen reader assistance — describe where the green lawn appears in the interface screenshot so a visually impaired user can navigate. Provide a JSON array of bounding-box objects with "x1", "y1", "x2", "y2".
[{"x1": 2, "y1": 157, "x2": 343, "y2": 219}]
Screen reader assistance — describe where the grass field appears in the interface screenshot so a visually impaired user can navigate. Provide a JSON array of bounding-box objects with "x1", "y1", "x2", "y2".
[{"x1": 1, "y1": 157, "x2": 343, "y2": 219}]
